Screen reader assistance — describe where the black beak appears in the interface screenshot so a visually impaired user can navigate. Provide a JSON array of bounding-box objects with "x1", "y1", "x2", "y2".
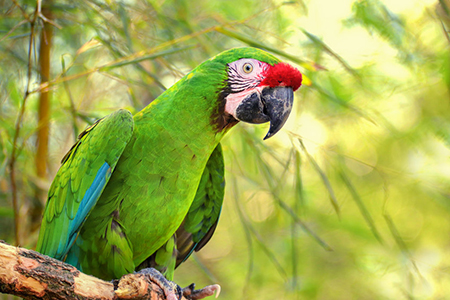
[{"x1": 235, "y1": 86, "x2": 294, "y2": 140}]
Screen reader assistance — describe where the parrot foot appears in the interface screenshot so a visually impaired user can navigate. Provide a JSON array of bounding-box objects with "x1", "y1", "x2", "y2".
[
  {"x1": 137, "y1": 268, "x2": 182, "y2": 300},
  {"x1": 182, "y1": 283, "x2": 221, "y2": 299}
]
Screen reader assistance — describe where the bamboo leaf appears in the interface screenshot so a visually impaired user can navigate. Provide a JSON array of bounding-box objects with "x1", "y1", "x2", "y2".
[
  {"x1": 276, "y1": 195, "x2": 333, "y2": 251},
  {"x1": 298, "y1": 139, "x2": 340, "y2": 216},
  {"x1": 384, "y1": 213, "x2": 422, "y2": 276},
  {"x1": 100, "y1": 45, "x2": 196, "y2": 70},
  {"x1": 300, "y1": 28, "x2": 359, "y2": 78},
  {"x1": 339, "y1": 170, "x2": 384, "y2": 243},
  {"x1": 76, "y1": 39, "x2": 102, "y2": 56}
]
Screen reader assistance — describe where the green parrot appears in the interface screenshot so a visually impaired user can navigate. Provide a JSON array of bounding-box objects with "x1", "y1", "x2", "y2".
[{"x1": 36, "y1": 47, "x2": 302, "y2": 299}]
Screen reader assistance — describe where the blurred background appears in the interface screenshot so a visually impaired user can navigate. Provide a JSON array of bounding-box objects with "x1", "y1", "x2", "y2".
[{"x1": 1, "y1": 0, "x2": 450, "y2": 299}]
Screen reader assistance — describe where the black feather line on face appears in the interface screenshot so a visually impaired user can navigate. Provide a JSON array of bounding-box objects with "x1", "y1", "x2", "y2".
[{"x1": 227, "y1": 64, "x2": 261, "y2": 92}]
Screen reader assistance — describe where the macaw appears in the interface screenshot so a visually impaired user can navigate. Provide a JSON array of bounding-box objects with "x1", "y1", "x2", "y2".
[{"x1": 36, "y1": 47, "x2": 302, "y2": 299}]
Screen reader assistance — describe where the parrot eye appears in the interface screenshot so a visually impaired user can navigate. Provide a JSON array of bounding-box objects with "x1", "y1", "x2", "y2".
[{"x1": 242, "y1": 63, "x2": 253, "y2": 74}]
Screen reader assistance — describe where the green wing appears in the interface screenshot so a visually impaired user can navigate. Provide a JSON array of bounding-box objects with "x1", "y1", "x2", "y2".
[
  {"x1": 175, "y1": 143, "x2": 225, "y2": 267},
  {"x1": 36, "y1": 109, "x2": 134, "y2": 260}
]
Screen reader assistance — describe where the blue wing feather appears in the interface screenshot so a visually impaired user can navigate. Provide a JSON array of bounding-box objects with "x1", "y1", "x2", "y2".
[
  {"x1": 36, "y1": 110, "x2": 134, "y2": 261},
  {"x1": 62, "y1": 162, "x2": 111, "y2": 258}
]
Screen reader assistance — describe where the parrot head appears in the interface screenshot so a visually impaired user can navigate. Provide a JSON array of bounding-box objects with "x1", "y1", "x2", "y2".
[{"x1": 212, "y1": 48, "x2": 302, "y2": 139}]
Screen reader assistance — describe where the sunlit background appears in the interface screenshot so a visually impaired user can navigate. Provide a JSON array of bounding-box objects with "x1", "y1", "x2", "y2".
[{"x1": 1, "y1": 0, "x2": 450, "y2": 299}]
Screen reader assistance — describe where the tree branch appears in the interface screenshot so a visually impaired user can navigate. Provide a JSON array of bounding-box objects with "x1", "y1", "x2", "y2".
[{"x1": 0, "y1": 241, "x2": 187, "y2": 300}]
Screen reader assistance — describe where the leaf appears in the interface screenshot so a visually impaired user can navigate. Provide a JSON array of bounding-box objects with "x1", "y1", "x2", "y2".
[
  {"x1": 300, "y1": 28, "x2": 359, "y2": 78},
  {"x1": 100, "y1": 45, "x2": 196, "y2": 70},
  {"x1": 76, "y1": 39, "x2": 102, "y2": 56},
  {"x1": 298, "y1": 139, "x2": 340, "y2": 216},
  {"x1": 339, "y1": 170, "x2": 384, "y2": 244}
]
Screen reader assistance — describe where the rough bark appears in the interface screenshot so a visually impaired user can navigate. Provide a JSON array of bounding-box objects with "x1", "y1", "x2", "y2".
[{"x1": 0, "y1": 241, "x2": 182, "y2": 300}]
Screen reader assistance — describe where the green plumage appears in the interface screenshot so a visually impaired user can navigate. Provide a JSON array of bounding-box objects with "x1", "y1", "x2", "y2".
[{"x1": 36, "y1": 47, "x2": 281, "y2": 280}]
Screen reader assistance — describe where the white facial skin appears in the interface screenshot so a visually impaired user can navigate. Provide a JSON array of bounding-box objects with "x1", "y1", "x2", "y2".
[
  {"x1": 224, "y1": 58, "x2": 269, "y2": 118},
  {"x1": 224, "y1": 86, "x2": 265, "y2": 119}
]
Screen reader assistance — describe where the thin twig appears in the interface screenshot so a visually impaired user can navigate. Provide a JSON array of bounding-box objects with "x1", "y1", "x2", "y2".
[
  {"x1": 61, "y1": 55, "x2": 79, "y2": 142},
  {"x1": 9, "y1": 0, "x2": 41, "y2": 246},
  {"x1": 10, "y1": 0, "x2": 31, "y2": 22},
  {"x1": 36, "y1": 0, "x2": 62, "y2": 29},
  {"x1": 0, "y1": 19, "x2": 28, "y2": 43}
]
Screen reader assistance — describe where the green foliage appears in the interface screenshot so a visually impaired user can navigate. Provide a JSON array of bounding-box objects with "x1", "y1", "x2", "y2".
[{"x1": 1, "y1": 0, "x2": 450, "y2": 299}]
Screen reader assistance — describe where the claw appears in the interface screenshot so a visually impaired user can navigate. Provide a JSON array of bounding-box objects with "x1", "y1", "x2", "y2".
[
  {"x1": 131, "y1": 268, "x2": 220, "y2": 300},
  {"x1": 137, "y1": 268, "x2": 182, "y2": 300},
  {"x1": 182, "y1": 283, "x2": 221, "y2": 299}
]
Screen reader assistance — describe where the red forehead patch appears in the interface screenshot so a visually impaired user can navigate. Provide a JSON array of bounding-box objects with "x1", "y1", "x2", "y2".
[{"x1": 259, "y1": 62, "x2": 302, "y2": 91}]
